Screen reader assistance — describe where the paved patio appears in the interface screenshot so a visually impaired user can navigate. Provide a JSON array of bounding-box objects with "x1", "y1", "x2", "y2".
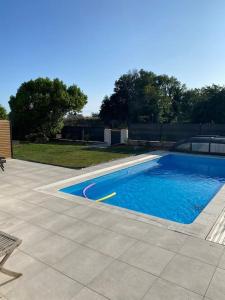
[{"x1": 0, "y1": 158, "x2": 225, "y2": 299}]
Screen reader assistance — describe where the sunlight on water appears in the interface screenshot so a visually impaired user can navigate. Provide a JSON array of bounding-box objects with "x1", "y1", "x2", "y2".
[{"x1": 61, "y1": 154, "x2": 225, "y2": 224}]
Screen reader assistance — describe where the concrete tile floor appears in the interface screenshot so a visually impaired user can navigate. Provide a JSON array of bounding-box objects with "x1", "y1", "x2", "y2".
[{"x1": 0, "y1": 159, "x2": 225, "y2": 299}]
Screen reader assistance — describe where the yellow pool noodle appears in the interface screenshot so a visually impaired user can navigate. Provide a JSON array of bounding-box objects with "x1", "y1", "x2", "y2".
[{"x1": 96, "y1": 192, "x2": 116, "y2": 203}]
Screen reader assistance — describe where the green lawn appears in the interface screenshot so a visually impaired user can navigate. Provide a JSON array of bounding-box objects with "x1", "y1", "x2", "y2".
[{"x1": 13, "y1": 142, "x2": 147, "y2": 169}]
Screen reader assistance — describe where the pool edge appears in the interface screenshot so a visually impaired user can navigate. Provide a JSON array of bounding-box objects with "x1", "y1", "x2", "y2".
[{"x1": 35, "y1": 150, "x2": 225, "y2": 240}]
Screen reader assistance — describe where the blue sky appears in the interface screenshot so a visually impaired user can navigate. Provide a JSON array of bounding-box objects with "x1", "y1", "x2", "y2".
[{"x1": 1, "y1": 0, "x2": 225, "y2": 115}]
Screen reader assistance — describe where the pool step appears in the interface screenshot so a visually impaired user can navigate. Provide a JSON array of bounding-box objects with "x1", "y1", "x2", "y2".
[{"x1": 206, "y1": 210, "x2": 225, "y2": 245}]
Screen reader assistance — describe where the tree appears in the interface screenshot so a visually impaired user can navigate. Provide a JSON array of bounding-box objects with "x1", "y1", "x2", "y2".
[
  {"x1": 99, "y1": 70, "x2": 185, "y2": 126},
  {"x1": 101, "y1": 70, "x2": 225, "y2": 126},
  {"x1": 99, "y1": 71, "x2": 138, "y2": 127},
  {"x1": 191, "y1": 85, "x2": 225, "y2": 123},
  {"x1": 0, "y1": 104, "x2": 7, "y2": 119},
  {"x1": 154, "y1": 75, "x2": 186, "y2": 122},
  {"x1": 9, "y1": 78, "x2": 87, "y2": 139}
]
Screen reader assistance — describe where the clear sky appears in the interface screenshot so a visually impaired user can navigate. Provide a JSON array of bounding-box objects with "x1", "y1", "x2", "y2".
[{"x1": 1, "y1": 0, "x2": 225, "y2": 115}]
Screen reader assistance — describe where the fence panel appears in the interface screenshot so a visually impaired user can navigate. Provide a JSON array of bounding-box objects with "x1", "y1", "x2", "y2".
[
  {"x1": 129, "y1": 124, "x2": 162, "y2": 140},
  {"x1": 161, "y1": 124, "x2": 201, "y2": 141},
  {"x1": 62, "y1": 124, "x2": 225, "y2": 143},
  {"x1": 201, "y1": 124, "x2": 225, "y2": 136},
  {"x1": 0, "y1": 120, "x2": 12, "y2": 158},
  {"x1": 129, "y1": 123, "x2": 225, "y2": 142},
  {"x1": 61, "y1": 126, "x2": 82, "y2": 140},
  {"x1": 83, "y1": 127, "x2": 104, "y2": 141},
  {"x1": 61, "y1": 126, "x2": 104, "y2": 142}
]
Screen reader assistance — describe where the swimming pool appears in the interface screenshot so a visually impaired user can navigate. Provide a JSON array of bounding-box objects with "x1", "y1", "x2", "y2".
[{"x1": 60, "y1": 154, "x2": 225, "y2": 224}]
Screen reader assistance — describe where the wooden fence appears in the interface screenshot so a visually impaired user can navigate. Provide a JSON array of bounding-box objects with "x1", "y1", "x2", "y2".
[{"x1": 0, "y1": 120, "x2": 12, "y2": 158}]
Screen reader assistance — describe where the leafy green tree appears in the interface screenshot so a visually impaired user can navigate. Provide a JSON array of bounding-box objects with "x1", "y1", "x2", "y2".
[
  {"x1": 100, "y1": 71, "x2": 138, "y2": 126},
  {"x1": 0, "y1": 104, "x2": 7, "y2": 119},
  {"x1": 99, "y1": 70, "x2": 186, "y2": 125},
  {"x1": 155, "y1": 75, "x2": 186, "y2": 122},
  {"x1": 100, "y1": 70, "x2": 225, "y2": 126},
  {"x1": 178, "y1": 89, "x2": 202, "y2": 122},
  {"x1": 9, "y1": 78, "x2": 87, "y2": 139},
  {"x1": 128, "y1": 70, "x2": 156, "y2": 123},
  {"x1": 191, "y1": 85, "x2": 225, "y2": 123}
]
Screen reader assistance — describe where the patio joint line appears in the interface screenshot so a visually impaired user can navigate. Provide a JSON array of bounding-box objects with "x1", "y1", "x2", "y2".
[
  {"x1": 2, "y1": 203, "x2": 223, "y2": 269},
  {"x1": 0, "y1": 209, "x2": 221, "y2": 296}
]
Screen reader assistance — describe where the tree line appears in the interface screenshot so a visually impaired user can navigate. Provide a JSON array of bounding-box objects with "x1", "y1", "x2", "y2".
[
  {"x1": 1, "y1": 70, "x2": 225, "y2": 141},
  {"x1": 99, "y1": 69, "x2": 225, "y2": 127}
]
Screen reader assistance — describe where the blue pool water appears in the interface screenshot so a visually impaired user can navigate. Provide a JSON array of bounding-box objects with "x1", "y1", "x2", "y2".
[{"x1": 60, "y1": 154, "x2": 225, "y2": 224}]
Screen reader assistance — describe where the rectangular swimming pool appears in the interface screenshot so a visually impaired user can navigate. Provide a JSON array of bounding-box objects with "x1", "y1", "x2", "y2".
[{"x1": 60, "y1": 154, "x2": 225, "y2": 224}]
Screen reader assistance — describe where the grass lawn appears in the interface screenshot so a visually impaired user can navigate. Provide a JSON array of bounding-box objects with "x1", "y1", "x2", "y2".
[{"x1": 13, "y1": 142, "x2": 148, "y2": 169}]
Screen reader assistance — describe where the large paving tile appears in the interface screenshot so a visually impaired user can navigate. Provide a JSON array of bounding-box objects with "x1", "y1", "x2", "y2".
[
  {"x1": 143, "y1": 278, "x2": 203, "y2": 299},
  {"x1": 0, "y1": 216, "x2": 25, "y2": 234},
  {"x1": 82, "y1": 208, "x2": 124, "y2": 228},
  {"x1": 29, "y1": 211, "x2": 76, "y2": 232},
  {"x1": 30, "y1": 192, "x2": 58, "y2": 202},
  {"x1": 109, "y1": 218, "x2": 151, "y2": 239},
  {"x1": 28, "y1": 209, "x2": 56, "y2": 226},
  {"x1": 0, "y1": 183, "x2": 11, "y2": 190},
  {"x1": 120, "y1": 241, "x2": 174, "y2": 276},
  {"x1": 141, "y1": 226, "x2": 187, "y2": 252},
  {"x1": 161, "y1": 254, "x2": 215, "y2": 295},
  {"x1": 0, "y1": 186, "x2": 28, "y2": 197},
  {"x1": 39, "y1": 195, "x2": 79, "y2": 212},
  {"x1": 86, "y1": 228, "x2": 136, "y2": 258},
  {"x1": 14, "y1": 190, "x2": 52, "y2": 203},
  {"x1": 0, "y1": 251, "x2": 46, "y2": 295},
  {"x1": 206, "y1": 268, "x2": 225, "y2": 300},
  {"x1": 12, "y1": 223, "x2": 52, "y2": 250},
  {"x1": 59, "y1": 220, "x2": 103, "y2": 244},
  {"x1": 54, "y1": 244, "x2": 113, "y2": 285},
  {"x1": 71, "y1": 287, "x2": 107, "y2": 300},
  {"x1": 218, "y1": 250, "x2": 225, "y2": 269},
  {"x1": 63, "y1": 205, "x2": 94, "y2": 219},
  {"x1": 179, "y1": 236, "x2": 224, "y2": 265},
  {"x1": 24, "y1": 234, "x2": 77, "y2": 265},
  {"x1": 64, "y1": 205, "x2": 123, "y2": 228},
  {"x1": 6, "y1": 267, "x2": 83, "y2": 300},
  {"x1": 0, "y1": 210, "x2": 12, "y2": 222},
  {"x1": 89, "y1": 260, "x2": 156, "y2": 300},
  {"x1": 16, "y1": 206, "x2": 53, "y2": 221},
  {"x1": 0, "y1": 198, "x2": 34, "y2": 215}
]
